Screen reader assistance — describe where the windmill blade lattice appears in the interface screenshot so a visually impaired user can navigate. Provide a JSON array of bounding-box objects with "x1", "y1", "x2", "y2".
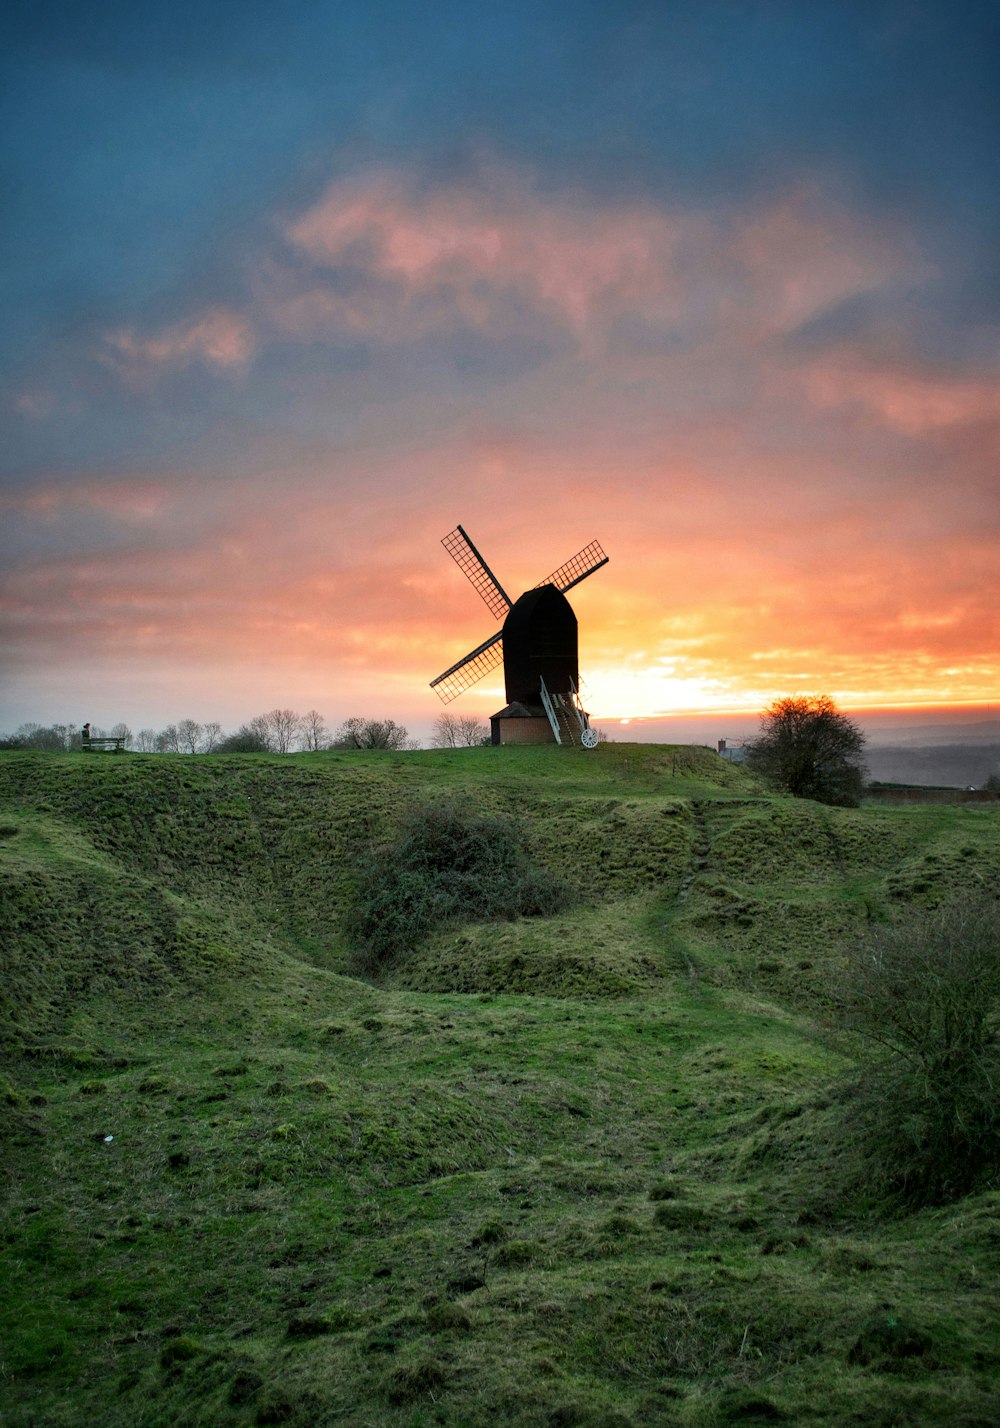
[
  {"x1": 538, "y1": 540, "x2": 609, "y2": 594},
  {"x1": 430, "y1": 631, "x2": 504, "y2": 703},
  {"x1": 441, "y1": 525, "x2": 511, "y2": 619}
]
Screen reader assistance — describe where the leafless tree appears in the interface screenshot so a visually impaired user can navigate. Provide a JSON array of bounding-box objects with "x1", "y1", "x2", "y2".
[
  {"x1": 247, "y1": 714, "x2": 273, "y2": 751},
  {"x1": 456, "y1": 714, "x2": 487, "y2": 746},
  {"x1": 155, "y1": 724, "x2": 180, "y2": 753},
  {"x1": 135, "y1": 728, "x2": 158, "y2": 752},
  {"x1": 432, "y1": 712, "x2": 487, "y2": 748},
  {"x1": 12, "y1": 722, "x2": 65, "y2": 751},
  {"x1": 177, "y1": 718, "x2": 204, "y2": 754},
  {"x1": 300, "y1": 709, "x2": 329, "y2": 752},
  {"x1": 109, "y1": 722, "x2": 133, "y2": 748},
  {"x1": 202, "y1": 721, "x2": 223, "y2": 753},
  {"x1": 263, "y1": 708, "x2": 302, "y2": 753}
]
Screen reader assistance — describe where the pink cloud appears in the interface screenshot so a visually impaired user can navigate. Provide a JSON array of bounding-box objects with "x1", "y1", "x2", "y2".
[
  {"x1": 728, "y1": 186, "x2": 929, "y2": 334},
  {"x1": 800, "y1": 356, "x2": 1000, "y2": 433},
  {"x1": 273, "y1": 168, "x2": 928, "y2": 358},
  {"x1": 0, "y1": 477, "x2": 174, "y2": 523},
  {"x1": 280, "y1": 166, "x2": 682, "y2": 337},
  {"x1": 103, "y1": 308, "x2": 255, "y2": 384}
]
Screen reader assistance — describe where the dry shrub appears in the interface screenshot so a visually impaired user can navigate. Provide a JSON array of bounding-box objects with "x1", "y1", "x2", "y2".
[{"x1": 842, "y1": 893, "x2": 1000, "y2": 1206}]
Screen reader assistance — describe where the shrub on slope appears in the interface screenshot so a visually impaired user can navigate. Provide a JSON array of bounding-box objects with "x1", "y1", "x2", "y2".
[
  {"x1": 347, "y1": 799, "x2": 574, "y2": 976},
  {"x1": 841, "y1": 893, "x2": 1000, "y2": 1206}
]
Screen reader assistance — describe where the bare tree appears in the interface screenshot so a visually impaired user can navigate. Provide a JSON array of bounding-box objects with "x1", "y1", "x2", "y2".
[
  {"x1": 456, "y1": 714, "x2": 487, "y2": 746},
  {"x1": 300, "y1": 709, "x2": 329, "y2": 752},
  {"x1": 263, "y1": 708, "x2": 302, "y2": 754},
  {"x1": 135, "y1": 728, "x2": 158, "y2": 752},
  {"x1": 202, "y1": 721, "x2": 223, "y2": 753},
  {"x1": 11, "y1": 722, "x2": 66, "y2": 751},
  {"x1": 155, "y1": 724, "x2": 180, "y2": 753},
  {"x1": 432, "y1": 713, "x2": 460, "y2": 748},
  {"x1": 177, "y1": 718, "x2": 204, "y2": 754},
  {"x1": 332, "y1": 716, "x2": 412, "y2": 751},
  {"x1": 432, "y1": 712, "x2": 487, "y2": 748},
  {"x1": 109, "y1": 722, "x2": 133, "y2": 749},
  {"x1": 247, "y1": 714, "x2": 273, "y2": 751}
]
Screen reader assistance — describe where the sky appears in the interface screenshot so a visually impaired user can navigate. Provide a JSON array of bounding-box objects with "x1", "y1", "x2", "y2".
[{"x1": 2, "y1": 0, "x2": 998, "y2": 745}]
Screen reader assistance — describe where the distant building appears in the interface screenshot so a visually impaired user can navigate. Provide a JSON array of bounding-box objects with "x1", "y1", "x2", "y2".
[{"x1": 717, "y1": 738, "x2": 748, "y2": 764}]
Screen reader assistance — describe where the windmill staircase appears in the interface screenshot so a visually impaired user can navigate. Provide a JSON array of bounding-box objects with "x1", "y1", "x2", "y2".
[{"x1": 539, "y1": 677, "x2": 596, "y2": 747}]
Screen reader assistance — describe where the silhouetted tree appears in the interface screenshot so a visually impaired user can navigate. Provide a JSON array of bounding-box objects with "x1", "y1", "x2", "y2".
[
  {"x1": 12, "y1": 722, "x2": 67, "y2": 751},
  {"x1": 155, "y1": 724, "x2": 180, "y2": 753},
  {"x1": 176, "y1": 719, "x2": 203, "y2": 754},
  {"x1": 202, "y1": 721, "x2": 223, "y2": 752},
  {"x1": 332, "y1": 716, "x2": 413, "y2": 750},
  {"x1": 300, "y1": 709, "x2": 328, "y2": 752},
  {"x1": 746, "y1": 695, "x2": 865, "y2": 807},
  {"x1": 431, "y1": 712, "x2": 488, "y2": 748},
  {"x1": 215, "y1": 723, "x2": 271, "y2": 753},
  {"x1": 263, "y1": 708, "x2": 302, "y2": 753}
]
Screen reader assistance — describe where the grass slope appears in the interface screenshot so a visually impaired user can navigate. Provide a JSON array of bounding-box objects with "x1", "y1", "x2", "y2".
[{"x1": 2, "y1": 747, "x2": 999, "y2": 1426}]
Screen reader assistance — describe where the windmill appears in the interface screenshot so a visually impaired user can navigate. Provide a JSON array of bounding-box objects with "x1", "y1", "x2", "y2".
[{"x1": 430, "y1": 524, "x2": 609, "y2": 747}]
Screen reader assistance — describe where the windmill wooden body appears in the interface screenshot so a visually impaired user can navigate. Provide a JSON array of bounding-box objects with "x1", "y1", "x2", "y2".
[{"x1": 430, "y1": 525, "x2": 609, "y2": 746}]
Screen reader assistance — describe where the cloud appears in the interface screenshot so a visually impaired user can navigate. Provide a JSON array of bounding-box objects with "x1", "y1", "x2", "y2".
[
  {"x1": 282, "y1": 165, "x2": 680, "y2": 339},
  {"x1": 799, "y1": 355, "x2": 1000, "y2": 434},
  {"x1": 267, "y1": 167, "x2": 932, "y2": 369},
  {"x1": 103, "y1": 308, "x2": 255, "y2": 384}
]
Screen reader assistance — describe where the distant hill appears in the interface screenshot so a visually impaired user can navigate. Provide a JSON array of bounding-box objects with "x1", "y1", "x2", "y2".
[{"x1": 864, "y1": 742, "x2": 1000, "y2": 789}]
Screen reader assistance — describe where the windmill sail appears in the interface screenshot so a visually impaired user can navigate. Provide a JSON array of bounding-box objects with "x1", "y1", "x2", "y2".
[
  {"x1": 430, "y1": 525, "x2": 609, "y2": 705},
  {"x1": 441, "y1": 525, "x2": 511, "y2": 619},
  {"x1": 538, "y1": 540, "x2": 609, "y2": 594},
  {"x1": 430, "y1": 631, "x2": 504, "y2": 703}
]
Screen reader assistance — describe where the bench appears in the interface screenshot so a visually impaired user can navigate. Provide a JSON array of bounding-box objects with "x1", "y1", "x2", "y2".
[{"x1": 81, "y1": 737, "x2": 128, "y2": 753}]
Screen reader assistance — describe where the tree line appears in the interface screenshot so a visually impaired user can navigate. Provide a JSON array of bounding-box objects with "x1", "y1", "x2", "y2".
[{"x1": 0, "y1": 710, "x2": 490, "y2": 754}]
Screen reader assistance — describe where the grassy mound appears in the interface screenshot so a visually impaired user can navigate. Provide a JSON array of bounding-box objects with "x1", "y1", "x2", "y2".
[
  {"x1": 393, "y1": 896, "x2": 666, "y2": 996},
  {"x1": 0, "y1": 810, "x2": 266, "y2": 1048}
]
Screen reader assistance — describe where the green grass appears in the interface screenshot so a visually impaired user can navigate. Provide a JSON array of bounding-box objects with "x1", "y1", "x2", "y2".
[{"x1": 2, "y1": 746, "x2": 999, "y2": 1425}]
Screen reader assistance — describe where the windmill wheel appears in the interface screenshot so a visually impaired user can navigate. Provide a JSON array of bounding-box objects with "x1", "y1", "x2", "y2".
[{"x1": 580, "y1": 728, "x2": 599, "y2": 749}]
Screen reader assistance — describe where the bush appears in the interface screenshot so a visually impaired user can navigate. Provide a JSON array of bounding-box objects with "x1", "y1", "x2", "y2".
[
  {"x1": 840, "y1": 893, "x2": 1000, "y2": 1206},
  {"x1": 214, "y1": 725, "x2": 271, "y2": 753},
  {"x1": 347, "y1": 799, "x2": 574, "y2": 975}
]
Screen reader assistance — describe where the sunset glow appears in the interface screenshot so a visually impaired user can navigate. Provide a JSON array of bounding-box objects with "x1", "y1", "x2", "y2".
[{"x1": 2, "y1": 4, "x2": 997, "y2": 742}]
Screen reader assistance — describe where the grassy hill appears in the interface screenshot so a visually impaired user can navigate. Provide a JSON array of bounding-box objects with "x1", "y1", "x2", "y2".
[{"x1": 2, "y1": 746, "x2": 999, "y2": 1426}]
